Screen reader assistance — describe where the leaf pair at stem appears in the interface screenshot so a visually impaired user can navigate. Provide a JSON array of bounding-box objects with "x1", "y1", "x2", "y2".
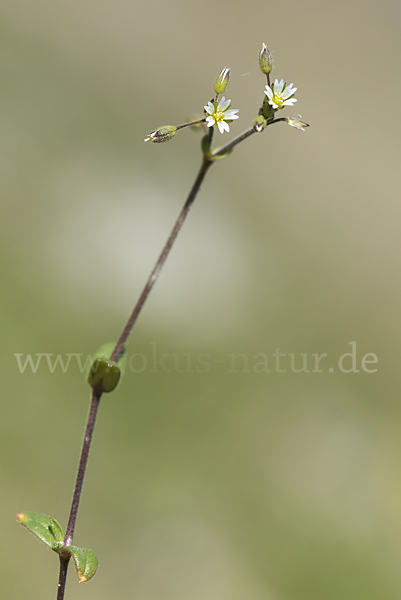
[{"x1": 17, "y1": 512, "x2": 99, "y2": 583}]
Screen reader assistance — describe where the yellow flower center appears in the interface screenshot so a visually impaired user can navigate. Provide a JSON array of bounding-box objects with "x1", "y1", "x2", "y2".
[
  {"x1": 213, "y1": 107, "x2": 225, "y2": 123},
  {"x1": 273, "y1": 94, "x2": 284, "y2": 108}
]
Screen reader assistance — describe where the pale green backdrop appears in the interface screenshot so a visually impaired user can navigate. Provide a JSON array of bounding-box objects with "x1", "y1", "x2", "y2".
[{"x1": 2, "y1": 0, "x2": 401, "y2": 598}]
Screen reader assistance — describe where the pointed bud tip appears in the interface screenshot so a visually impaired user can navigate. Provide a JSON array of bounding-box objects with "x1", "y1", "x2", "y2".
[
  {"x1": 144, "y1": 125, "x2": 177, "y2": 143},
  {"x1": 259, "y1": 43, "x2": 273, "y2": 75},
  {"x1": 214, "y1": 67, "x2": 231, "y2": 95}
]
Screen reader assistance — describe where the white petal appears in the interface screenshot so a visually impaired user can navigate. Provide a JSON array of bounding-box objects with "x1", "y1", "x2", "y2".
[
  {"x1": 283, "y1": 98, "x2": 297, "y2": 106},
  {"x1": 204, "y1": 102, "x2": 214, "y2": 114},
  {"x1": 218, "y1": 97, "x2": 230, "y2": 111},
  {"x1": 283, "y1": 86, "x2": 297, "y2": 100},
  {"x1": 218, "y1": 121, "x2": 229, "y2": 133},
  {"x1": 264, "y1": 87, "x2": 273, "y2": 99},
  {"x1": 225, "y1": 109, "x2": 239, "y2": 119},
  {"x1": 205, "y1": 116, "x2": 215, "y2": 127}
]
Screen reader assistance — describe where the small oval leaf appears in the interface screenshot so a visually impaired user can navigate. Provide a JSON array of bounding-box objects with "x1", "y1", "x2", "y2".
[
  {"x1": 65, "y1": 545, "x2": 99, "y2": 582},
  {"x1": 88, "y1": 358, "x2": 121, "y2": 393},
  {"x1": 17, "y1": 512, "x2": 64, "y2": 550},
  {"x1": 86, "y1": 342, "x2": 126, "y2": 393}
]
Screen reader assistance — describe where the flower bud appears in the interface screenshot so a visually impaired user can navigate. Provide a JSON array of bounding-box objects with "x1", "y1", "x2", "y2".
[
  {"x1": 214, "y1": 67, "x2": 230, "y2": 95},
  {"x1": 144, "y1": 125, "x2": 177, "y2": 143},
  {"x1": 253, "y1": 116, "x2": 267, "y2": 132},
  {"x1": 259, "y1": 43, "x2": 273, "y2": 75}
]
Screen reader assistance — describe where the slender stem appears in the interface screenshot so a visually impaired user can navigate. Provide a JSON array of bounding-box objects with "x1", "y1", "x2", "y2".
[
  {"x1": 63, "y1": 391, "x2": 102, "y2": 547},
  {"x1": 176, "y1": 119, "x2": 205, "y2": 130},
  {"x1": 111, "y1": 118, "x2": 285, "y2": 362},
  {"x1": 110, "y1": 156, "x2": 212, "y2": 362},
  {"x1": 213, "y1": 117, "x2": 287, "y2": 158},
  {"x1": 56, "y1": 391, "x2": 101, "y2": 599},
  {"x1": 56, "y1": 155, "x2": 212, "y2": 600},
  {"x1": 213, "y1": 127, "x2": 255, "y2": 156},
  {"x1": 56, "y1": 555, "x2": 70, "y2": 600},
  {"x1": 55, "y1": 112, "x2": 286, "y2": 600}
]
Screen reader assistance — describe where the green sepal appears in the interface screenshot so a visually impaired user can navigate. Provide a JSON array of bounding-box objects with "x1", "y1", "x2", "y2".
[
  {"x1": 259, "y1": 96, "x2": 275, "y2": 121},
  {"x1": 145, "y1": 125, "x2": 177, "y2": 143},
  {"x1": 17, "y1": 512, "x2": 64, "y2": 551},
  {"x1": 64, "y1": 545, "x2": 99, "y2": 582},
  {"x1": 259, "y1": 44, "x2": 273, "y2": 75},
  {"x1": 214, "y1": 67, "x2": 230, "y2": 95}
]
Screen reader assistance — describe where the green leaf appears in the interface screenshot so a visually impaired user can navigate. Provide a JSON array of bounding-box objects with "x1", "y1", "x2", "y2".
[
  {"x1": 17, "y1": 513, "x2": 99, "y2": 582},
  {"x1": 65, "y1": 545, "x2": 99, "y2": 582},
  {"x1": 88, "y1": 357, "x2": 121, "y2": 393},
  {"x1": 17, "y1": 512, "x2": 64, "y2": 551},
  {"x1": 86, "y1": 342, "x2": 126, "y2": 393}
]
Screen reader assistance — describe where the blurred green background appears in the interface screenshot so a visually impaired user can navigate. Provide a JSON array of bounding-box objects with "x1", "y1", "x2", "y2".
[{"x1": 2, "y1": 0, "x2": 401, "y2": 598}]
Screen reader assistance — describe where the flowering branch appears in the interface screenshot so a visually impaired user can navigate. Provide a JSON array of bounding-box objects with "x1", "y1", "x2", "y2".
[{"x1": 17, "y1": 43, "x2": 309, "y2": 600}]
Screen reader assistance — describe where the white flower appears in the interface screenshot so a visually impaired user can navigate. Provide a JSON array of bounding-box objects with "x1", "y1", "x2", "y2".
[
  {"x1": 286, "y1": 114, "x2": 309, "y2": 132},
  {"x1": 204, "y1": 96, "x2": 239, "y2": 133},
  {"x1": 264, "y1": 79, "x2": 297, "y2": 110}
]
